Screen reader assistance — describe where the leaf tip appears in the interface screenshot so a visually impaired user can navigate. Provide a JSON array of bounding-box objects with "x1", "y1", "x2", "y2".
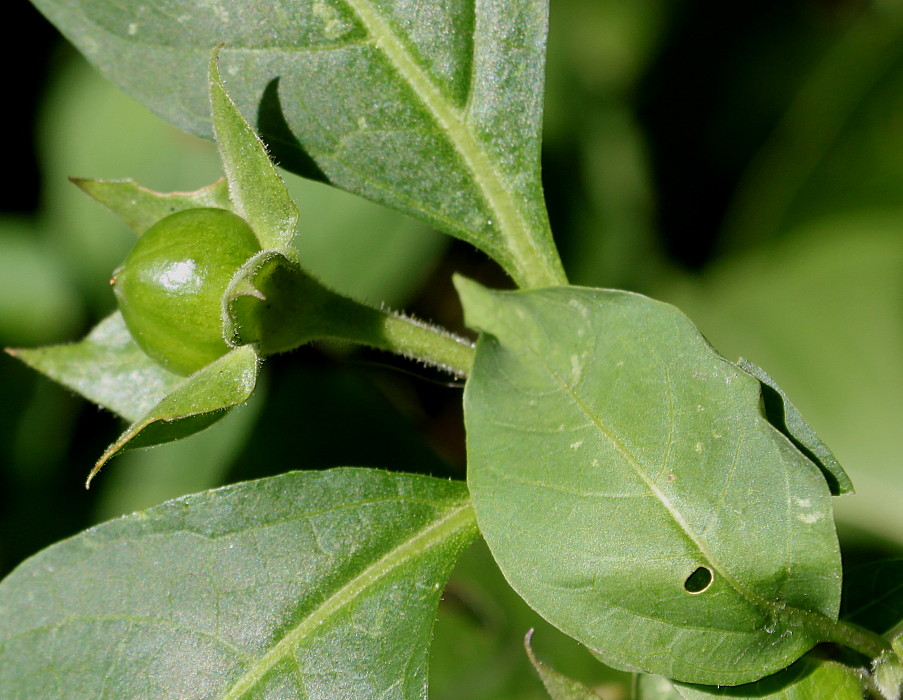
[
  {"x1": 209, "y1": 42, "x2": 225, "y2": 68},
  {"x1": 87, "y1": 432, "x2": 134, "y2": 488},
  {"x1": 452, "y1": 273, "x2": 490, "y2": 312},
  {"x1": 208, "y1": 43, "x2": 231, "y2": 98},
  {"x1": 85, "y1": 459, "x2": 105, "y2": 489},
  {"x1": 451, "y1": 273, "x2": 485, "y2": 299}
]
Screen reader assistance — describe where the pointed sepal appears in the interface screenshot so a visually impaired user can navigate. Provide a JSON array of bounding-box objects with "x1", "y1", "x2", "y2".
[
  {"x1": 8, "y1": 312, "x2": 182, "y2": 422},
  {"x1": 72, "y1": 177, "x2": 232, "y2": 235},
  {"x1": 209, "y1": 48, "x2": 298, "y2": 249},
  {"x1": 86, "y1": 344, "x2": 259, "y2": 487}
]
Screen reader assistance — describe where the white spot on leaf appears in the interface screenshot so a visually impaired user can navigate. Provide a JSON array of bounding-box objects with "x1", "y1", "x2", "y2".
[
  {"x1": 312, "y1": 0, "x2": 348, "y2": 39},
  {"x1": 568, "y1": 299, "x2": 589, "y2": 318},
  {"x1": 571, "y1": 355, "x2": 582, "y2": 383}
]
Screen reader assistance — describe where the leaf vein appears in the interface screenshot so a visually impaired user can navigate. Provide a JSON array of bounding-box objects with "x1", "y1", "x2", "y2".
[
  {"x1": 217, "y1": 500, "x2": 475, "y2": 699},
  {"x1": 338, "y1": 0, "x2": 560, "y2": 286},
  {"x1": 524, "y1": 344, "x2": 770, "y2": 615}
]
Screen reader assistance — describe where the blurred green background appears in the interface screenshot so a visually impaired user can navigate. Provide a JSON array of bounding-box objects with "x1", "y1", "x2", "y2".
[{"x1": 3, "y1": 1, "x2": 903, "y2": 697}]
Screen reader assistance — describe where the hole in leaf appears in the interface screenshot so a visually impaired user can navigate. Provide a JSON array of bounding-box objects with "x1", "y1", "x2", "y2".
[{"x1": 684, "y1": 566, "x2": 713, "y2": 594}]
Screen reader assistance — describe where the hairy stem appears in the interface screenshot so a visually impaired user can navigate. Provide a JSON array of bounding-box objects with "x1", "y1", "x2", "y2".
[
  {"x1": 372, "y1": 309, "x2": 475, "y2": 377},
  {"x1": 226, "y1": 251, "x2": 475, "y2": 376},
  {"x1": 785, "y1": 606, "x2": 895, "y2": 661},
  {"x1": 313, "y1": 301, "x2": 475, "y2": 377}
]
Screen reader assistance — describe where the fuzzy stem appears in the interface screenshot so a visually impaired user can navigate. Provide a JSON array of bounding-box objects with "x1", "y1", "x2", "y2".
[
  {"x1": 313, "y1": 301, "x2": 475, "y2": 377},
  {"x1": 226, "y1": 251, "x2": 475, "y2": 377},
  {"x1": 783, "y1": 606, "x2": 895, "y2": 660},
  {"x1": 370, "y1": 310, "x2": 475, "y2": 377}
]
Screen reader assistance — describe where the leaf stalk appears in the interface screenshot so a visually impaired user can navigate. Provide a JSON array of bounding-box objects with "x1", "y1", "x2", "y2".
[{"x1": 226, "y1": 251, "x2": 475, "y2": 377}]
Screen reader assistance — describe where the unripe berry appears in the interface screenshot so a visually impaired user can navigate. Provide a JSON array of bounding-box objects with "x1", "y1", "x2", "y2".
[{"x1": 112, "y1": 208, "x2": 261, "y2": 375}]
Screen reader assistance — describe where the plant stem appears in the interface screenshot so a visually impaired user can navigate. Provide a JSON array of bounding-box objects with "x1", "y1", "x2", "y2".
[
  {"x1": 826, "y1": 620, "x2": 894, "y2": 661},
  {"x1": 226, "y1": 251, "x2": 476, "y2": 376},
  {"x1": 784, "y1": 606, "x2": 895, "y2": 661},
  {"x1": 326, "y1": 302, "x2": 476, "y2": 378},
  {"x1": 372, "y1": 310, "x2": 475, "y2": 378}
]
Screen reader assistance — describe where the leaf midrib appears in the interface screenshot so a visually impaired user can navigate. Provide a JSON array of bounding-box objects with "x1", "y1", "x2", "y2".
[
  {"x1": 339, "y1": 0, "x2": 563, "y2": 288},
  {"x1": 544, "y1": 360, "x2": 843, "y2": 641},
  {"x1": 532, "y1": 349, "x2": 771, "y2": 616},
  {"x1": 218, "y1": 500, "x2": 475, "y2": 699}
]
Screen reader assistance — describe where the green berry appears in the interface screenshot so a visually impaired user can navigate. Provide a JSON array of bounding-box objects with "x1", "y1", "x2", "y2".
[{"x1": 112, "y1": 208, "x2": 261, "y2": 376}]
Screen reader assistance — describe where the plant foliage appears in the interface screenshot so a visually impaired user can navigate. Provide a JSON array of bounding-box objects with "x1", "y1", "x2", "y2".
[{"x1": 4, "y1": 0, "x2": 903, "y2": 698}]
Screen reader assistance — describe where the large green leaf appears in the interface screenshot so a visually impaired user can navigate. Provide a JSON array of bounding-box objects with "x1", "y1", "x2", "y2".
[
  {"x1": 0, "y1": 468, "x2": 478, "y2": 699},
  {"x1": 30, "y1": 0, "x2": 565, "y2": 287},
  {"x1": 458, "y1": 280, "x2": 842, "y2": 685}
]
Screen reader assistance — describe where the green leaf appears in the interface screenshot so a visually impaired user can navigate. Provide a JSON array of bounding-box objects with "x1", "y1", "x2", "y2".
[
  {"x1": 656, "y1": 219, "x2": 903, "y2": 546},
  {"x1": 209, "y1": 50, "x2": 298, "y2": 250},
  {"x1": 524, "y1": 630, "x2": 605, "y2": 700},
  {"x1": 736, "y1": 359, "x2": 853, "y2": 496},
  {"x1": 88, "y1": 344, "x2": 259, "y2": 486},
  {"x1": 430, "y1": 539, "x2": 631, "y2": 700},
  {"x1": 72, "y1": 177, "x2": 233, "y2": 234},
  {"x1": 0, "y1": 468, "x2": 478, "y2": 698},
  {"x1": 457, "y1": 279, "x2": 843, "y2": 685},
  {"x1": 29, "y1": 0, "x2": 565, "y2": 287},
  {"x1": 841, "y1": 559, "x2": 903, "y2": 636},
  {"x1": 8, "y1": 311, "x2": 182, "y2": 422},
  {"x1": 635, "y1": 649, "x2": 865, "y2": 699}
]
